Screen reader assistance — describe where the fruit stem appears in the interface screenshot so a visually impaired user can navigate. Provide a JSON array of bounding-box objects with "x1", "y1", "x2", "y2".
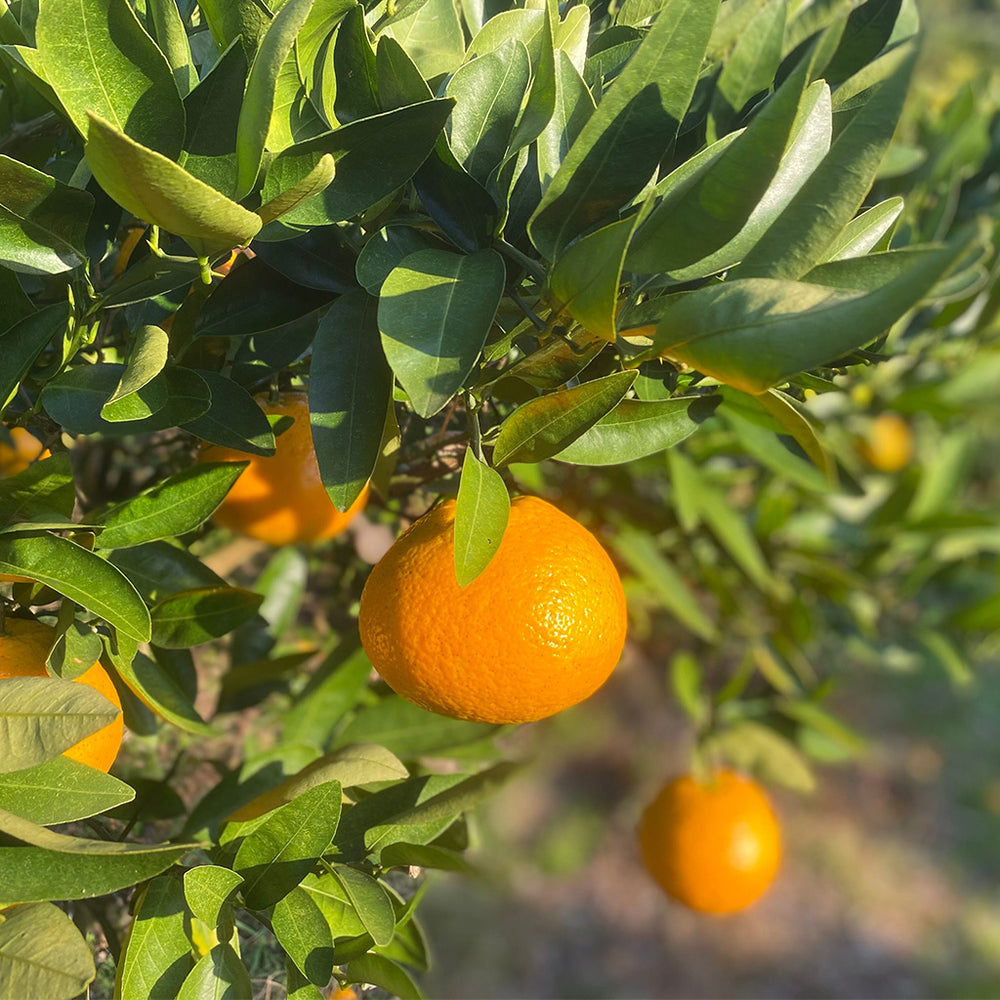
[{"x1": 495, "y1": 238, "x2": 546, "y2": 286}]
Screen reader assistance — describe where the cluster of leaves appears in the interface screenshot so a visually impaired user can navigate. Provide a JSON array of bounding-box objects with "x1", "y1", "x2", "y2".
[{"x1": 0, "y1": 0, "x2": 988, "y2": 993}]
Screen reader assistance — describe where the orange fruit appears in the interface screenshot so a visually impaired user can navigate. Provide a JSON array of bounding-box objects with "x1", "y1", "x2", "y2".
[
  {"x1": 638, "y1": 769, "x2": 781, "y2": 914},
  {"x1": 358, "y1": 496, "x2": 627, "y2": 724},
  {"x1": 199, "y1": 392, "x2": 368, "y2": 545},
  {"x1": 0, "y1": 618, "x2": 123, "y2": 773},
  {"x1": 858, "y1": 412, "x2": 913, "y2": 472},
  {"x1": 1, "y1": 428, "x2": 51, "y2": 583},
  {"x1": 0, "y1": 427, "x2": 49, "y2": 476}
]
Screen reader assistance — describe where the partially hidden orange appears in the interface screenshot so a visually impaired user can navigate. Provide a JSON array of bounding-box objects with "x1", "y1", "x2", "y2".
[
  {"x1": 199, "y1": 392, "x2": 368, "y2": 546},
  {"x1": 359, "y1": 496, "x2": 627, "y2": 724},
  {"x1": 0, "y1": 618, "x2": 123, "y2": 773},
  {"x1": 858, "y1": 412, "x2": 914, "y2": 473},
  {"x1": 638, "y1": 769, "x2": 781, "y2": 914}
]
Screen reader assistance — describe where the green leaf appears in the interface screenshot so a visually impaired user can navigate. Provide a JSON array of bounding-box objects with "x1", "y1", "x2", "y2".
[
  {"x1": 233, "y1": 780, "x2": 343, "y2": 910},
  {"x1": 117, "y1": 874, "x2": 195, "y2": 1000},
  {"x1": 235, "y1": 0, "x2": 316, "y2": 199},
  {"x1": 260, "y1": 100, "x2": 454, "y2": 226},
  {"x1": 257, "y1": 154, "x2": 336, "y2": 226},
  {"x1": 0, "y1": 454, "x2": 74, "y2": 529},
  {"x1": 550, "y1": 211, "x2": 643, "y2": 341},
  {"x1": 0, "y1": 534, "x2": 150, "y2": 640},
  {"x1": 272, "y1": 887, "x2": 334, "y2": 986},
  {"x1": 754, "y1": 388, "x2": 836, "y2": 483},
  {"x1": 107, "y1": 541, "x2": 225, "y2": 604},
  {"x1": 0, "y1": 155, "x2": 92, "y2": 274},
  {"x1": 817, "y1": 196, "x2": 903, "y2": 262},
  {"x1": 528, "y1": 0, "x2": 719, "y2": 259},
  {"x1": 612, "y1": 528, "x2": 717, "y2": 641},
  {"x1": 714, "y1": 0, "x2": 786, "y2": 117},
  {"x1": 823, "y1": 0, "x2": 902, "y2": 85},
  {"x1": 344, "y1": 953, "x2": 423, "y2": 1000},
  {"x1": 150, "y1": 586, "x2": 264, "y2": 648},
  {"x1": 627, "y1": 72, "x2": 831, "y2": 275},
  {"x1": 384, "y1": 0, "x2": 464, "y2": 80},
  {"x1": 454, "y1": 448, "x2": 510, "y2": 586},
  {"x1": 375, "y1": 34, "x2": 433, "y2": 110},
  {"x1": 356, "y1": 225, "x2": 439, "y2": 295},
  {"x1": 104, "y1": 640, "x2": 212, "y2": 736},
  {"x1": 101, "y1": 325, "x2": 170, "y2": 416},
  {"x1": 199, "y1": 0, "x2": 271, "y2": 57},
  {"x1": 379, "y1": 840, "x2": 474, "y2": 873},
  {"x1": 536, "y1": 49, "x2": 595, "y2": 188},
  {"x1": 552, "y1": 395, "x2": 718, "y2": 466},
  {"x1": 331, "y1": 865, "x2": 395, "y2": 946},
  {"x1": 231, "y1": 745, "x2": 408, "y2": 822},
  {"x1": 176, "y1": 944, "x2": 251, "y2": 1000},
  {"x1": 0, "y1": 756, "x2": 133, "y2": 824},
  {"x1": 378, "y1": 248, "x2": 505, "y2": 418},
  {"x1": 704, "y1": 719, "x2": 816, "y2": 792},
  {"x1": 332, "y1": 694, "x2": 499, "y2": 758},
  {"x1": 148, "y1": 0, "x2": 197, "y2": 97},
  {"x1": 182, "y1": 371, "x2": 277, "y2": 457},
  {"x1": 331, "y1": 5, "x2": 378, "y2": 124},
  {"x1": 412, "y1": 134, "x2": 499, "y2": 253},
  {"x1": 734, "y1": 43, "x2": 915, "y2": 280},
  {"x1": 492, "y1": 369, "x2": 637, "y2": 466},
  {"x1": 652, "y1": 240, "x2": 967, "y2": 393},
  {"x1": 41, "y1": 363, "x2": 211, "y2": 436},
  {"x1": 183, "y1": 865, "x2": 244, "y2": 927},
  {"x1": 85, "y1": 114, "x2": 262, "y2": 258},
  {"x1": 182, "y1": 39, "x2": 248, "y2": 198},
  {"x1": 96, "y1": 462, "x2": 248, "y2": 550},
  {"x1": 446, "y1": 38, "x2": 531, "y2": 186},
  {"x1": 0, "y1": 902, "x2": 95, "y2": 1000},
  {"x1": 0, "y1": 809, "x2": 195, "y2": 904},
  {"x1": 0, "y1": 677, "x2": 117, "y2": 774},
  {"x1": 35, "y1": 0, "x2": 185, "y2": 155},
  {"x1": 100, "y1": 251, "x2": 202, "y2": 307},
  {"x1": 670, "y1": 651, "x2": 708, "y2": 724},
  {"x1": 310, "y1": 290, "x2": 392, "y2": 511},
  {"x1": 0, "y1": 302, "x2": 70, "y2": 414}
]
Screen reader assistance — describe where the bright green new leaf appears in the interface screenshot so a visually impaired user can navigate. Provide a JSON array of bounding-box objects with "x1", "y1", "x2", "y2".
[
  {"x1": 184, "y1": 865, "x2": 244, "y2": 928},
  {"x1": 85, "y1": 114, "x2": 262, "y2": 257},
  {"x1": 454, "y1": 448, "x2": 510, "y2": 586},
  {"x1": 176, "y1": 944, "x2": 251, "y2": 1000},
  {"x1": 101, "y1": 325, "x2": 170, "y2": 415}
]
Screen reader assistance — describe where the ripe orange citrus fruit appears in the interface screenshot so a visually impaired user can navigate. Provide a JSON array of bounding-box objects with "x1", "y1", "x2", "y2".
[
  {"x1": 199, "y1": 392, "x2": 368, "y2": 546},
  {"x1": 358, "y1": 496, "x2": 627, "y2": 724},
  {"x1": 0, "y1": 427, "x2": 49, "y2": 476},
  {"x1": 858, "y1": 412, "x2": 913, "y2": 472},
  {"x1": 0, "y1": 618, "x2": 123, "y2": 773},
  {"x1": 638, "y1": 769, "x2": 781, "y2": 914}
]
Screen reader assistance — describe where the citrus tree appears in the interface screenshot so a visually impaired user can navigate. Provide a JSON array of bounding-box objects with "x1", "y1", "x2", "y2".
[{"x1": 0, "y1": 0, "x2": 995, "y2": 995}]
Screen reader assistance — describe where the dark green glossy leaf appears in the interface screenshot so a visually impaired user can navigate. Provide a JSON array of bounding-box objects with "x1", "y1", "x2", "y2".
[
  {"x1": 0, "y1": 302, "x2": 69, "y2": 414},
  {"x1": 356, "y1": 225, "x2": 439, "y2": 294},
  {"x1": 310, "y1": 290, "x2": 392, "y2": 511},
  {"x1": 261, "y1": 100, "x2": 454, "y2": 226},
  {"x1": 0, "y1": 453, "x2": 74, "y2": 528},
  {"x1": 101, "y1": 324, "x2": 170, "y2": 416},
  {"x1": 344, "y1": 954, "x2": 422, "y2": 1000},
  {"x1": 182, "y1": 371, "x2": 277, "y2": 456},
  {"x1": 332, "y1": 5, "x2": 378, "y2": 124},
  {"x1": 376, "y1": 34, "x2": 432, "y2": 111},
  {"x1": 150, "y1": 586, "x2": 264, "y2": 648},
  {"x1": 0, "y1": 155, "x2": 92, "y2": 274},
  {"x1": 107, "y1": 540, "x2": 225, "y2": 604}
]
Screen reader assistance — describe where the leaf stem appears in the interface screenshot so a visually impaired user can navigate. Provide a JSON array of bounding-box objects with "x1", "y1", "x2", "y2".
[{"x1": 494, "y1": 238, "x2": 547, "y2": 286}]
